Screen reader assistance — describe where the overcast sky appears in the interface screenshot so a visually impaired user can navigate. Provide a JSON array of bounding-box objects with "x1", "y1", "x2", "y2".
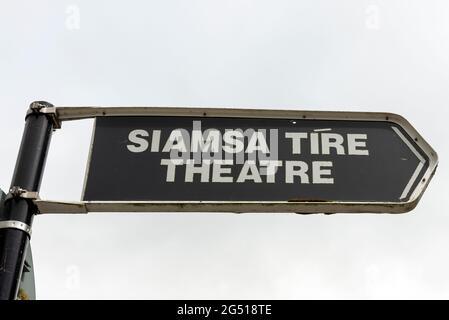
[{"x1": 0, "y1": 0, "x2": 448, "y2": 299}]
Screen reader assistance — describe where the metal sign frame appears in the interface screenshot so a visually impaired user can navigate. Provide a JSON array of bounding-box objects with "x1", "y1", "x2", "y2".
[{"x1": 34, "y1": 106, "x2": 438, "y2": 214}]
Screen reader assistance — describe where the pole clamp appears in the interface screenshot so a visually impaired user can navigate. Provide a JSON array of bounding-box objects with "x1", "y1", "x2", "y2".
[
  {"x1": 0, "y1": 220, "x2": 32, "y2": 237},
  {"x1": 6, "y1": 187, "x2": 40, "y2": 202},
  {"x1": 27, "y1": 101, "x2": 61, "y2": 129}
]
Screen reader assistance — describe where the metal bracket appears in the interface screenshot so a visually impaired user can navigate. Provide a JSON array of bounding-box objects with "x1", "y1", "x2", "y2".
[
  {"x1": 6, "y1": 187, "x2": 40, "y2": 202},
  {"x1": 1, "y1": 188, "x2": 39, "y2": 236},
  {"x1": 26, "y1": 101, "x2": 61, "y2": 129},
  {"x1": 0, "y1": 220, "x2": 32, "y2": 237}
]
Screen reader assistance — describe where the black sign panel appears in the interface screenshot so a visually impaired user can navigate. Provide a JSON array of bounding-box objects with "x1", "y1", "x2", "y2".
[{"x1": 83, "y1": 115, "x2": 431, "y2": 204}]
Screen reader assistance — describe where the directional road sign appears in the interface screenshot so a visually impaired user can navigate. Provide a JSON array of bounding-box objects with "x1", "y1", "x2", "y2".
[{"x1": 50, "y1": 107, "x2": 438, "y2": 214}]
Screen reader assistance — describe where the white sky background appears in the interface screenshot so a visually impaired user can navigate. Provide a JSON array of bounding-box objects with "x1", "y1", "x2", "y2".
[{"x1": 0, "y1": 0, "x2": 448, "y2": 299}]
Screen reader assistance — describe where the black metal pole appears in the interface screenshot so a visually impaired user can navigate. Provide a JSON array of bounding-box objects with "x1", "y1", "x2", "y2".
[{"x1": 0, "y1": 101, "x2": 54, "y2": 300}]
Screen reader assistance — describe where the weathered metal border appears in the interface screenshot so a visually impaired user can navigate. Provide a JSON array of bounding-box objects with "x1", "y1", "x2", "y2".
[{"x1": 34, "y1": 106, "x2": 438, "y2": 214}]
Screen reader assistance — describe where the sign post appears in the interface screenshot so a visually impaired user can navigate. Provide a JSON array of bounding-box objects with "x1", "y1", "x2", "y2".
[{"x1": 0, "y1": 102, "x2": 55, "y2": 300}]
